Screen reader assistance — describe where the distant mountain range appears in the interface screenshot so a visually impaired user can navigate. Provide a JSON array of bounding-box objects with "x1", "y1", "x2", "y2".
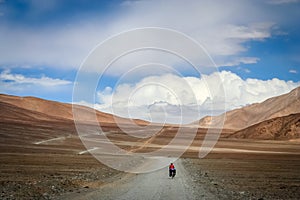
[{"x1": 1, "y1": 86, "x2": 300, "y2": 140}]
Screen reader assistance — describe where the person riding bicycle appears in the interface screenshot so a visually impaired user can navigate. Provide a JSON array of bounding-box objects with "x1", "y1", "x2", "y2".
[{"x1": 169, "y1": 163, "x2": 176, "y2": 178}]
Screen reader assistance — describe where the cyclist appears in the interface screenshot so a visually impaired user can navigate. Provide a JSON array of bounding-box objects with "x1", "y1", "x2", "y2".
[{"x1": 169, "y1": 163, "x2": 176, "y2": 178}]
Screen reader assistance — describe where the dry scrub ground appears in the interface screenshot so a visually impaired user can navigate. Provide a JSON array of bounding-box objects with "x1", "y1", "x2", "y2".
[{"x1": 183, "y1": 153, "x2": 300, "y2": 200}]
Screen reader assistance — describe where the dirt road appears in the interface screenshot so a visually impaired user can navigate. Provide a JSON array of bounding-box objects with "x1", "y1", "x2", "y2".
[{"x1": 59, "y1": 159, "x2": 213, "y2": 200}]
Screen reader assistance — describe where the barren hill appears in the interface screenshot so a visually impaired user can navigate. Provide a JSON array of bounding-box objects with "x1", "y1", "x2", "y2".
[
  {"x1": 0, "y1": 94, "x2": 148, "y2": 125},
  {"x1": 199, "y1": 86, "x2": 300, "y2": 130},
  {"x1": 227, "y1": 113, "x2": 300, "y2": 140}
]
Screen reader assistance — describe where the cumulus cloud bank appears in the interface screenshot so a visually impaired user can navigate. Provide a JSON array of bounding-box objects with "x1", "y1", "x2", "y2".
[{"x1": 95, "y1": 71, "x2": 300, "y2": 124}]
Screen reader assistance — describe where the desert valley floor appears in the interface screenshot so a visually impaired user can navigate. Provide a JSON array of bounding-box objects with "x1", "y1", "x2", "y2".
[{"x1": 1, "y1": 121, "x2": 300, "y2": 200}]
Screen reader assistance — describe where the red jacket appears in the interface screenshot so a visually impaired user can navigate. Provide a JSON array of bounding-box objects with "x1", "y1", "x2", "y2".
[{"x1": 169, "y1": 164, "x2": 175, "y2": 170}]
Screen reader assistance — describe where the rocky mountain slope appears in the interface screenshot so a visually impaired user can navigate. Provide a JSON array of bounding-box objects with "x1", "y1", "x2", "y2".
[
  {"x1": 199, "y1": 86, "x2": 300, "y2": 130},
  {"x1": 227, "y1": 113, "x2": 300, "y2": 140}
]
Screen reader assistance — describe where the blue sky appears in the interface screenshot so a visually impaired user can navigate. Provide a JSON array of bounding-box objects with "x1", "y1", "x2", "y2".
[{"x1": 0, "y1": 0, "x2": 300, "y2": 123}]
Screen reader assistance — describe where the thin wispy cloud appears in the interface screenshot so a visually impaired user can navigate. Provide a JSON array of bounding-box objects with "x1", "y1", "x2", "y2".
[
  {"x1": 289, "y1": 69, "x2": 298, "y2": 74},
  {"x1": 0, "y1": 70, "x2": 72, "y2": 87},
  {"x1": 0, "y1": 69, "x2": 73, "y2": 101},
  {"x1": 267, "y1": 0, "x2": 299, "y2": 4},
  {"x1": 218, "y1": 57, "x2": 260, "y2": 67}
]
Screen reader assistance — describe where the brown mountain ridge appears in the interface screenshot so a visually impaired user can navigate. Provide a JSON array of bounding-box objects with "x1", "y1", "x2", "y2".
[
  {"x1": 199, "y1": 86, "x2": 300, "y2": 131},
  {"x1": 227, "y1": 113, "x2": 300, "y2": 140},
  {"x1": 0, "y1": 94, "x2": 149, "y2": 125}
]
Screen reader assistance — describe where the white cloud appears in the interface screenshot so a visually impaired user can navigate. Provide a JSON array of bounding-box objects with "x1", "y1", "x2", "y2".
[
  {"x1": 221, "y1": 23, "x2": 273, "y2": 40},
  {"x1": 0, "y1": 70, "x2": 72, "y2": 87},
  {"x1": 95, "y1": 71, "x2": 300, "y2": 124},
  {"x1": 106, "y1": 1, "x2": 275, "y2": 68},
  {"x1": 267, "y1": 0, "x2": 299, "y2": 5},
  {"x1": 289, "y1": 69, "x2": 298, "y2": 74},
  {"x1": 217, "y1": 57, "x2": 260, "y2": 67},
  {"x1": 218, "y1": 71, "x2": 299, "y2": 108},
  {"x1": 0, "y1": 70, "x2": 73, "y2": 100},
  {"x1": 244, "y1": 68, "x2": 251, "y2": 73},
  {"x1": 0, "y1": 23, "x2": 106, "y2": 69}
]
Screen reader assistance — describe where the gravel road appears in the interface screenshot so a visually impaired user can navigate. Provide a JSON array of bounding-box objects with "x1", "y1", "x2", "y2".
[{"x1": 60, "y1": 159, "x2": 213, "y2": 200}]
